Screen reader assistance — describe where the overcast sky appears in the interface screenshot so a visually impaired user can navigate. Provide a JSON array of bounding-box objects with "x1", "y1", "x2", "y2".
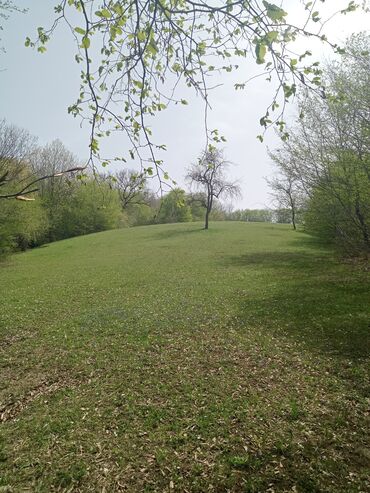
[{"x1": 0, "y1": 1, "x2": 369, "y2": 208}]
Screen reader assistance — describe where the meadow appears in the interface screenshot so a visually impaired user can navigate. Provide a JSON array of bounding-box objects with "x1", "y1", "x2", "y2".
[{"x1": 0, "y1": 222, "x2": 369, "y2": 492}]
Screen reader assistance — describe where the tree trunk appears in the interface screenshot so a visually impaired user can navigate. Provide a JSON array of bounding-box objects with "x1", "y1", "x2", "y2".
[
  {"x1": 289, "y1": 195, "x2": 296, "y2": 230},
  {"x1": 204, "y1": 193, "x2": 212, "y2": 230},
  {"x1": 204, "y1": 208, "x2": 209, "y2": 230},
  {"x1": 291, "y1": 207, "x2": 296, "y2": 230}
]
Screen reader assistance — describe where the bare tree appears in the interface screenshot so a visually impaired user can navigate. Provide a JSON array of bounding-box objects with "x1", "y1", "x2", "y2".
[
  {"x1": 107, "y1": 169, "x2": 148, "y2": 209},
  {"x1": 0, "y1": 121, "x2": 84, "y2": 200},
  {"x1": 187, "y1": 149, "x2": 241, "y2": 230},
  {"x1": 266, "y1": 174, "x2": 301, "y2": 230}
]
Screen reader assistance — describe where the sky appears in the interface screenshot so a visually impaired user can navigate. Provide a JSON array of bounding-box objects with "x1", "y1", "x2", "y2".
[{"x1": 0, "y1": 1, "x2": 369, "y2": 208}]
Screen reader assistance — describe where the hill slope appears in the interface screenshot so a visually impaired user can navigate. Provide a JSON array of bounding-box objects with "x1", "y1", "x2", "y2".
[{"x1": 0, "y1": 222, "x2": 369, "y2": 492}]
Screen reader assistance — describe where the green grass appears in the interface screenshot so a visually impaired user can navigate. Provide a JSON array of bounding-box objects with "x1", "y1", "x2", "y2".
[{"x1": 0, "y1": 221, "x2": 369, "y2": 492}]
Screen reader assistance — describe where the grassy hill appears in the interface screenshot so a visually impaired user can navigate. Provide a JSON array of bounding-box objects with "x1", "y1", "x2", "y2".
[{"x1": 0, "y1": 222, "x2": 369, "y2": 492}]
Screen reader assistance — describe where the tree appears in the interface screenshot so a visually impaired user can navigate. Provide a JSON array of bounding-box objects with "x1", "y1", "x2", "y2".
[
  {"x1": 269, "y1": 33, "x2": 370, "y2": 254},
  {"x1": 27, "y1": 1, "x2": 361, "y2": 181},
  {"x1": 52, "y1": 178, "x2": 123, "y2": 239},
  {"x1": 158, "y1": 188, "x2": 192, "y2": 224},
  {"x1": 0, "y1": 158, "x2": 47, "y2": 257},
  {"x1": 29, "y1": 139, "x2": 82, "y2": 241},
  {"x1": 266, "y1": 172, "x2": 301, "y2": 230},
  {"x1": 304, "y1": 154, "x2": 370, "y2": 254},
  {"x1": 187, "y1": 149, "x2": 241, "y2": 229},
  {"x1": 108, "y1": 169, "x2": 149, "y2": 209},
  {"x1": 0, "y1": 120, "x2": 84, "y2": 200},
  {"x1": 227, "y1": 208, "x2": 273, "y2": 222}
]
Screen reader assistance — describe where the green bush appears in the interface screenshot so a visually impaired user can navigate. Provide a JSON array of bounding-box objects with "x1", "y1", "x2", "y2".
[
  {"x1": 158, "y1": 189, "x2": 192, "y2": 224},
  {"x1": 51, "y1": 180, "x2": 123, "y2": 240},
  {"x1": 305, "y1": 154, "x2": 370, "y2": 255}
]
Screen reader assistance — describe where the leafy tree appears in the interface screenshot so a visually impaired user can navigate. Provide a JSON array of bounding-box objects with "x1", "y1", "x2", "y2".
[
  {"x1": 187, "y1": 193, "x2": 207, "y2": 222},
  {"x1": 158, "y1": 188, "x2": 192, "y2": 224},
  {"x1": 270, "y1": 33, "x2": 370, "y2": 254},
  {"x1": 49, "y1": 178, "x2": 122, "y2": 239},
  {"x1": 305, "y1": 154, "x2": 370, "y2": 254},
  {"x1": 187, "y1": 149, "x2": 240, "y2": 229},
  {"x1": 125, "y1": 200, "x2": 156, "y2": 226},
  {"x1": 0, "y1": 157, "x2": 47, "y2": 257},
  {"x1": 0, "y1": 122, "x2": 47, "y2": 256},
  {"x1": 29, "y1": 139, "x2": 82, "y2": 242},
  {"x1": 27, "y1": 0, "x2": 361, "y2": 181}
]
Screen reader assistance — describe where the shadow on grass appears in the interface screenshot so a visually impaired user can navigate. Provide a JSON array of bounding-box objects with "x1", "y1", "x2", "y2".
[
  {"x1": 152, "y1": 226, "x2": 205, "y2": 240},
  {"x1": 226, "y1": 249, "x2": 369, "y2": 360},
  {"x1": 225, "y1": 250, "x2": 331, "y2": 271}
]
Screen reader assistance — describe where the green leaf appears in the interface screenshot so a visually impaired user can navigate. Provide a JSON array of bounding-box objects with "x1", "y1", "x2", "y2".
[
  {"x1": 100, "y1": 8, "x2": 111, "y2": 18},
  {"x1": 312, "y1": 11, "x2": 320, "y2": 22},
  {"x1": 137, "y1": 31, "x2": 146, "y2": 42},
  {"x1": 147, "y1": 39, "x2": 158, "y2": 56},
  {"x1": 283, "y1": 83, "x2": 296, "y2": 99},
  {"x1": 265, "y1": 31, "x2": 279, "y2": 43},
  {"x1": 262, "y1": 1, "x2": 288, "y2": 21},
  {"x1": 255, "y1": 42, "x2": 267, "y2": 64},
  {"x1": 90, "y1": 138, "x2": 99, "y2": 154},
  {"x1": 81, "y1": 36, "x2": 90, "y2": 49},
  {"x1": 74, "y1": 27, "x2": 86, "y2": 35}
]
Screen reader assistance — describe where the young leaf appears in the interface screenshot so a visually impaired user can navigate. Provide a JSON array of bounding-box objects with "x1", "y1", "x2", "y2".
[
  {"x1": 262, "y1": 1, "x2": 288, "y2": 21},
  {"x1": 81, "y1": 36, "x2": 90, "y2": 49},
  {"x1": 255, "y1": 42, "x2": 267, "y2": 64},
  {"x1": 74, "y1": 27, "x2": 86, "y2": 35}
]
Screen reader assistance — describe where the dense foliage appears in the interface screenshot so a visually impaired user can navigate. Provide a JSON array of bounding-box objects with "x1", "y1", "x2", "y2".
[
  {"x1": 269, "y1": 33, "x2": 370, "y2": 255},
  {"x1": 0, "y1": 125, "x2": 123, "y2": 258}
]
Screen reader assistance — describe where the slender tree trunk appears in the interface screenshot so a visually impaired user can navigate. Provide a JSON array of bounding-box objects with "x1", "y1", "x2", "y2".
[
  {"x1": 204, "y1": 193, "x2": 212, "y2": 230},
  {"x1": 291, "y1": 207, "x2": 296, "y2": 230},
  {"x1": 204, "y1": 208, "x2": 209, "y2": 230},
  {"x1": 289, "y1": 195, "x2": 296, "y2": 230}
]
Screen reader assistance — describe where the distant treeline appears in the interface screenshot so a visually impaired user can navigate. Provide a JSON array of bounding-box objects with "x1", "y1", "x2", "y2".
[
  {"x1": 0, "y1": 128, "x2": 244, "y2": 259},
  {"x1": 226, "y1": 208, "x2": 299, "y2": 224},
  {"x1": 1, "y1": 121, "x2": 295, "y2": 259}
]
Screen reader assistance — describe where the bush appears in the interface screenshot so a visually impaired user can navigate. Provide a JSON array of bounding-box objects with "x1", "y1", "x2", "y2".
[
  {"x1": 158, "y1": 189, "x2": 192, "y2": 224},
  {"x1": 0, "y1": 198, "x2": 47, "y2": 258},
  {"x1": 51, "y1": 180, "x2": 123, "y2": 240},
  {"x1": 305, "y1": 155, "x2": 370, "y2": 255}
]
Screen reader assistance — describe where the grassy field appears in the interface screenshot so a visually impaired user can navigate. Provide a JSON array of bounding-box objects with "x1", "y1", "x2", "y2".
[{"x1": 0, "y1": 221, "x2": 369, "y2": 492}]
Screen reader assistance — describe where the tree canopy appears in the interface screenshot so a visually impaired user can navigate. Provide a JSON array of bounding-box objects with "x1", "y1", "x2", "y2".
[
  {"x1": 269, "y1": 33, "x2": 370, "y2": 254},
  {"x1": 27, "y1": 0, "x2": 361, "y2": 184}
]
